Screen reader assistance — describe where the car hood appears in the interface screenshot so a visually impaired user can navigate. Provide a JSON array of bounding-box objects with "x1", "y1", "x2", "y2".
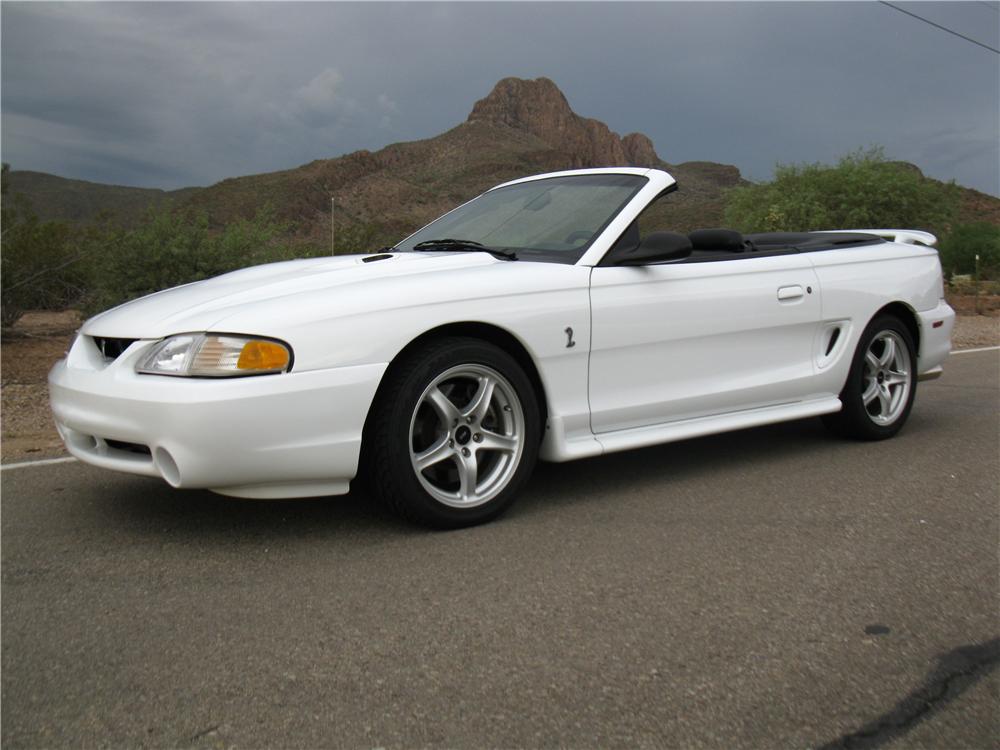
[{"x1": 83, "y1": 252, "x2": 500, "y2": 338}]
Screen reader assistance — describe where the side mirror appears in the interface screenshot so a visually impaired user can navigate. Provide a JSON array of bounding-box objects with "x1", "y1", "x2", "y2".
[{"x1": 613, "y1": 231, "x2": 692, "y2": 266}]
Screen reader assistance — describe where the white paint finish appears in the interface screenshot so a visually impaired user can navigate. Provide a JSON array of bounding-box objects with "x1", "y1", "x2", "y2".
[
  {"x1": 48, "y1": 167, "x2": 955, "y2": 499},
  {"x1": 83, "y1": 252, "x2": 499, "y2": 341},
  {"x1": 492, "y1": 166, "x2": 656, "y2": 190},
  {"x1": 232, "y1": 260, "x2": 597, "y2": 452},
  {"x1": 805, "y1": 242, "x2": 949, "y2": 394},
  {"x1": 915, "y1": 300, "x2": 955, "y2": 373},
  {"x1": 777, "y1": 285, "x2": 805, "y2": 301},
  {"x1": 213, "y1": 480, "x2": 350, "y2": 499},
  {"x1": 50, "y1": 355, "x2": 387, "y2": 494},
  {"x1": 589, "y1": 254, "x2": 823, "y2": 433}
]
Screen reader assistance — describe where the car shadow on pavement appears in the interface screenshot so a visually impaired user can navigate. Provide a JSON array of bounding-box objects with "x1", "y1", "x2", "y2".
[
  {"x1": 89, "y1": 474, "x2": 417, "y2": 540},
  {"x1": 513, "y1": 414, "x2": 859, "y2": 517},
  {"x1": 88, "y1": 414, "x2": 872, "y2": 539}
]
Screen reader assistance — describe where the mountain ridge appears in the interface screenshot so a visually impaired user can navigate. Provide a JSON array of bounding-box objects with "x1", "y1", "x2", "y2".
[
  {"x1": 5, "y1": 170, "x2": 201, "y2": 226},
  {"x1": 6, "y1": 76, "x2": 998, "y2": 242}
]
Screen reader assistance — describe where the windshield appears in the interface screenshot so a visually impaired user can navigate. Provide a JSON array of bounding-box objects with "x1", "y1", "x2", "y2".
[{"x1": 395, "y1": 173, "x2": 648, "y2": 264}]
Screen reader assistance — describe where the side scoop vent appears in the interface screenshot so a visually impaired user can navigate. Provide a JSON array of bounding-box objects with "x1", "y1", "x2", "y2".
[
  {"x1": 825, "y1": 327, "x2": 841, "y2": 356},
  {"x1": 817, "y1": 322, "x2": 849, "y2": 369}
]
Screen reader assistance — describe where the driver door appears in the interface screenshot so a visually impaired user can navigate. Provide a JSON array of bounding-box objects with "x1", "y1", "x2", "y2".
[{"x1": 588, "y1": 245, "x2": 823, "y2": 434}]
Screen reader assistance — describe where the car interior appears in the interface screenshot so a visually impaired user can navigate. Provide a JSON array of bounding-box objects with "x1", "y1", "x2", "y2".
[{"x1": 602, "y1": 220, "x2": 886, "y2": 266}]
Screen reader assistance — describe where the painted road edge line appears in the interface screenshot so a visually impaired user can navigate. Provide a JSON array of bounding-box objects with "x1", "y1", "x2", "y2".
[
  {"x1": 950, "y1": 345, "x2": 1000, "y2": 355},
  {"x1": 2, "y1": 456, "x2": 77, "y2": 471},
  {"x1": 2, "y1": 347, "x2": 997, "y2": 471}
]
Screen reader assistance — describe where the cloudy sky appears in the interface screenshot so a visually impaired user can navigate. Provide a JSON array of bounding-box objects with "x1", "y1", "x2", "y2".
[{"x1": 2, "y1": 1, "x2": 998, "y2": 195}]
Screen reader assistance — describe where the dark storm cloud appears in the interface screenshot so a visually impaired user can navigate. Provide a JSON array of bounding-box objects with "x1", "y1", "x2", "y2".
[{"x1": 2, "y1": 2, "x2": 997, "y2": 194}]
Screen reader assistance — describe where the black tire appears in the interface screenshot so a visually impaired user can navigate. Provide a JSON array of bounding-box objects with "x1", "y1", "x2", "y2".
[
  {"x1": 362, "y1": 337, "x2": 541, "y2": 529},
  {"x1": 822, "y1": 314, "x2": 917, "y2": 440}
]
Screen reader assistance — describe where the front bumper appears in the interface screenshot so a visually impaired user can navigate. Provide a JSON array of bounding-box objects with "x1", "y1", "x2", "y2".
[{"x1": 49, "y1": 335, "x2": 386, "y2": 498}]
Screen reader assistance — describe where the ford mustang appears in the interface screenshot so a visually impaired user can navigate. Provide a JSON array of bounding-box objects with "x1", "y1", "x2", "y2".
[{"x1": 49, "y1": 168, "x2": 955, "y2": 527}]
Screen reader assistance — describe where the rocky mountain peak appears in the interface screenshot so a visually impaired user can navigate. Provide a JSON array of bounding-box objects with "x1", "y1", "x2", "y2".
[
  {"x1": 622, "y1": 133, "x2": 658, "y2": 167},
  {"x1": 468, "y1": 77, "x2": 575, "y2": 132},
  {"x1": 468, "y1": 77, "x2": 661, "y2": 168}
]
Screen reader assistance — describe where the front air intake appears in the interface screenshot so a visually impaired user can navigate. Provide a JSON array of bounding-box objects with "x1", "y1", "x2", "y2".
[{"x1": 92, "y1": 337, "x2": 137, "y2": 361}]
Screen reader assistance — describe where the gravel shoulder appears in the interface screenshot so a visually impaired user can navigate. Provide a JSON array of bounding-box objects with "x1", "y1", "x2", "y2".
[{"x1": 1, "y1": 306, "x2": 997, "y2": 464}]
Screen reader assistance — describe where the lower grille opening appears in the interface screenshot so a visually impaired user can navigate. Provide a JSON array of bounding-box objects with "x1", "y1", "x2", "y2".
[
  {"x1": 92, "y1": 337, "x2": 138, "y2": 360},
  {"x1": 104, "y1": 439, "x2": 151, "y2": 456}
]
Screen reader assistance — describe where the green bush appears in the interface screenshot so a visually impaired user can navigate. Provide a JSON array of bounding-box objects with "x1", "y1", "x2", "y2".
[
  {"x1": 938, "y1": 223, "x2": 1000, "y2": 279},
  {"x1": 2, "y1": 164, "x2": 91, "y2": 326},
  {"x1": 3, "y1": 160, "x2": 390, "y2": 323},
  {"x1": 334, "y1": 221, "x2": 381, "y2": 255},
  {"x1": 83, "y1": 206, "x2": 311, "y2": 313},
  {"x1": 0, "y1": 210, "x2": 88, "y2": 327},
  {"x1": 724, "y1": 147, "x2": 958, "y2": 234}
]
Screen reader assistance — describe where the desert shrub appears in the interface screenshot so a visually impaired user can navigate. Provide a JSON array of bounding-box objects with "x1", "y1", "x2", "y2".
[
  {"x1": 938, "y1": 223, "x2": 1000, "y2": 280},
  {"x1": 2, "y1": 159, "x2": 368, "y2": 321},
  {"x1": 84, "y1": 205, "x2": 305, "y2": 312},
  {"x1": 0, "y1": 211, "x2": 89, "y2": 327},
  {"x1": 333, "y1": 221, "x2": 382, "y2": 255},
  {"x1": 724, "y1": 147, "x2": 958, "y2": 234},
  {"x1": 2, "y1": 164, "x2": 92, "y2": 326}
]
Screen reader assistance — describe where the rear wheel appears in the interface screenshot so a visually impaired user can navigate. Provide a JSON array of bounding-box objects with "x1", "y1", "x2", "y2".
[
  {"x1": 363, "y1": 337, "x2": 540, "y2": 528},
  {"x1": 823, "y1": 314, "x2": 917, "y2": 440}
]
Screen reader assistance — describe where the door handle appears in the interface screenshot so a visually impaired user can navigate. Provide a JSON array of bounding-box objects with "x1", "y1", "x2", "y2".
[{"x1": 777, "y1": 285, "x2": 804, "y2": 301}]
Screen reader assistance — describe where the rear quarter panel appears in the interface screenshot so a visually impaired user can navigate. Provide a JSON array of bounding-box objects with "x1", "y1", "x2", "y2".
[{"x1": 808, "y1": 242, "x2": 944, "y2": 394}]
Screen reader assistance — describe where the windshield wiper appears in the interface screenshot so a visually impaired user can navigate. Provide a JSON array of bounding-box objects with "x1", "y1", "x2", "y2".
[{"x1": 412, "y1": 239, "x2": 517, "y2": 261}]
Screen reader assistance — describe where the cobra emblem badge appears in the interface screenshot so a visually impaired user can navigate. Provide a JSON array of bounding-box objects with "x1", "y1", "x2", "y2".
[{"x1": 564, "y1": 327, "x2": 576, "y2": 348}]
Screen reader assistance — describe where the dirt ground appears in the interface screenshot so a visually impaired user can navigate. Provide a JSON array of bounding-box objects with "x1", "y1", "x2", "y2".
[
  {"x1": 2, "y1": 303, "x2": 997, "y2": 464},
  {"x1": 1, "y1": 311, "x2": 81, "y2": 462}
]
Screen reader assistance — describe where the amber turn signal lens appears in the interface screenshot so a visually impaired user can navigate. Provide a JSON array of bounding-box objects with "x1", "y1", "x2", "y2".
[{"x1": 237, "y1": 340, "x2": 290, "y2": 371}]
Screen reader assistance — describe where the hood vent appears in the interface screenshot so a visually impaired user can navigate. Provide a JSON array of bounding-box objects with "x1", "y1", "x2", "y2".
[{"x1": 361, "y1": 253, "x2": 394, "y2": 264}]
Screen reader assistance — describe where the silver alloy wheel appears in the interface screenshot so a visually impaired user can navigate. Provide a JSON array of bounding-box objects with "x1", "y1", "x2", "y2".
[
  {"x1": 862, "y1": 330, "x2": 912, "y2": 426},
  {"x1": 408, "y1": 364, "x2": 525, "y2": 508}
]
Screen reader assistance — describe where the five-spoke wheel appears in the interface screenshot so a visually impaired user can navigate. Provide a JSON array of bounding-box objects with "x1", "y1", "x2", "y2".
[
  {"x1": 823, "y1": 314, "x2": 917, "y2": 440},
  {"x1": 409, "y1": 365, "x2": 525, "y2": 508},
  {"x1": 860, "y1": 330, "x2": 911, "y2": 426},
  {"x1": 364, "y1": 337, "x2": 540, "y2": 528}
]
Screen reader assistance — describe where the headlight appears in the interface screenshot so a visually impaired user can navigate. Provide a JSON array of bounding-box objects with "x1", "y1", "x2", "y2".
[{"x1": 136, "y1": 334, "x2": 292, "y2": 377}]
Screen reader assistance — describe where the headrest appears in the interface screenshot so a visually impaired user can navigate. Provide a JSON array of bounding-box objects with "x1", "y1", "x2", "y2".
[
  {"x1": 689, "y1": 228, "x2": 745, "y2": 252},
  {"x1": 642, "y1": 231, "x2": 692, "y2": 254},
  {"x1": 614, "y1": 221, "x2": 641, "y2": 253}
]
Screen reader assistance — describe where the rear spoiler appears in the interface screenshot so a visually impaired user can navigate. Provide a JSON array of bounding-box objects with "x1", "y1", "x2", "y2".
[{"x1": 819, "y1": 229, "x2": 937, "y2": 247}]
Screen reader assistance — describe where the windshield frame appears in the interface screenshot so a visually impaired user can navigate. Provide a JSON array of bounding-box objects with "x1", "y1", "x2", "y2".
[{"x1": 394, "y1": 172, "x2": 651, "y2": 265}]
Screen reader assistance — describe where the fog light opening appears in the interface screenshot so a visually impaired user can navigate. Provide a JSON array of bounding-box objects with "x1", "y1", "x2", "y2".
[
  {"x1": 154, "y1": 447, "x2": 181, "y2": 487},
  {"x1": 66, "y1": 431, "x2": 98, "y2": 452}
]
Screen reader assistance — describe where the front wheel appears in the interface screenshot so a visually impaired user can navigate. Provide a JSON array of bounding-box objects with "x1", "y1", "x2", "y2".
[
  {"x1": 363, "y1": 337, "x2": 540, "y2": 528},
  {"x1": 822, "y1": 314, "x2": 917, "y2": 440}
]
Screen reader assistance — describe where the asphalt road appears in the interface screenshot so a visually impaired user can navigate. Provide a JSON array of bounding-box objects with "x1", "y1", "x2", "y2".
[{"x1": 3, "y1": 350, "x2": 998, "y2": 749}]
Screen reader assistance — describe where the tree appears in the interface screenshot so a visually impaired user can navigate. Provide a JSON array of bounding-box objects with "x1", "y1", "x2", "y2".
[{"x1": 724, "y1": 147, "x2": 959, "y2": 234}]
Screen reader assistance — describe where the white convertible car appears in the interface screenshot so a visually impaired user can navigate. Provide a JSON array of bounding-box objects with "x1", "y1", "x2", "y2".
[{"x1": 50, "y1": 168, "x2": 954, "y2": 527}]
